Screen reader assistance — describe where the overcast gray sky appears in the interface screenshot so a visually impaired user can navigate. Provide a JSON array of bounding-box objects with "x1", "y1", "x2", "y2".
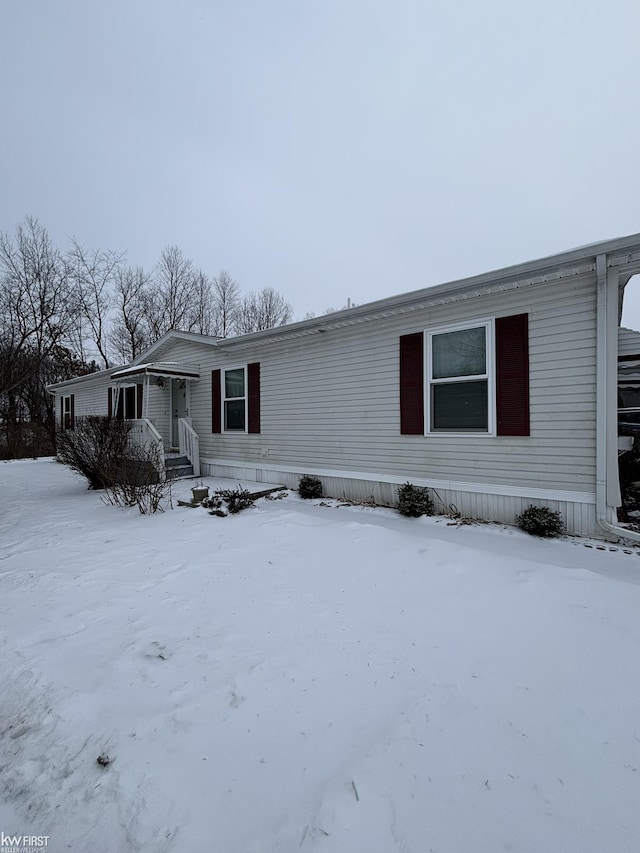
[{"x1": 1, "y1": 0, "x2": 640, "y2": 324}]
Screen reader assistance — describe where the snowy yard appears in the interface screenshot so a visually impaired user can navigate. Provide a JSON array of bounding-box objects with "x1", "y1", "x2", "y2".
[{"x1": 1, "y1": 460, "x2": 640, "y2": 853}]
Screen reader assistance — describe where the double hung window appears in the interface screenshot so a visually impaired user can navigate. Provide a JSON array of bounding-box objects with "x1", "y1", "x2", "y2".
[
  {"x1": 224, "y1": 367, "x2": 246, "y2": 431},
  {"x1": 400, "y1": 313, "x2": 528, "y2": 437},
  {"x1": 212, "y1": 363, "x2": 260, "y2": 434},
  {"x1": 62, "y1": 395, "x2": 73, "y2": 430},
  {"x1": 426, "y1": 321, "x2": 492, "y2": 433}
]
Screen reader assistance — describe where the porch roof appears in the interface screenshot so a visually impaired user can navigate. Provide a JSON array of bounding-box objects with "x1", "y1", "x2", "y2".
[{"x1": 110, "y1": 361, "x2": 200, "y2": 381}]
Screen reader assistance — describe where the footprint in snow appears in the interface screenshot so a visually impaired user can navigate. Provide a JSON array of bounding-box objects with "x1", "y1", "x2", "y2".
[
  {"x1": 229, "y1": 690, "x2": 245, "y2": 708},
  {"x1": 144, "y1": 641, "x2": 170, "y2": 661}
]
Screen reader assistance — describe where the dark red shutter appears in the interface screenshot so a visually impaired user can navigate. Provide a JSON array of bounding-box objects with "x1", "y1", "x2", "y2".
[
  {"x1": 60, "y1": 396, "x2": 65, "y2": 430},
  {"x1": 136, "y1": 383, "x2": 143, "y2": 419},
  {"x1": 108, "y1": 387, "x2": 113, "y2": 419},
  {"x1": 247, "y1": 362, "x2": 261, "y2": 434},
  {"x1": 400, "y1": 333, "x2": 424, "y2": 435},
  {"x1": 70, "y1": 394, "x2": 75, "y2": 430},
  {"x1": 212, "y1": 369, "x2": 221, "y2": 433},
  {"x1": 496, "y1": 313, "x2": 530, "y2": 436}
]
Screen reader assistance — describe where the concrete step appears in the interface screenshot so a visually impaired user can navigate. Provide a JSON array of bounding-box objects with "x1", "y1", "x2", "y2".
[
  {"x1": 165, "y1": 454, "x2": 189, "y2": 469},
  {"x1": 165, "y1": 464, "x2": 194, "y2": 480}
]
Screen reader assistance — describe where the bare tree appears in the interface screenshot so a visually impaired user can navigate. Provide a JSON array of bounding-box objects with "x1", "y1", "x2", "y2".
[
  {"x1": 191, "y1": 269, "x2": 214, "y2": 335},
  {"x1": 0, "y1": 217, "x2": 80, "y2": 455},
  {"x1": 110, "y1": 265, "x2": 152, "y2": 363},
  {"x1": 68, "y1": 239, "x2": 124, "y2": 368},
  {"x1": 212, "y1": 270, "x2": 241, "y2": 337},
  {"x1": 147, "y1": 245, "x2": 199, "y2": 338},
  {"x1": 0, "y1": 217, "x2": 76, "y2": 398},
  {"x1": 235, "y1": 287, "x2": 293, "y2": 334}
]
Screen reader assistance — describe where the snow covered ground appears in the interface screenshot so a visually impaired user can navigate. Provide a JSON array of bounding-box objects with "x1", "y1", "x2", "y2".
[{"x1": 1, "y1": 459, "x2": 640, "y2": 853}]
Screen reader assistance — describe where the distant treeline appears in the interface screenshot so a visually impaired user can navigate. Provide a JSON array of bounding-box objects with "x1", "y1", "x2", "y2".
[{"x1": 0, "y1": 216, "x2": 294, "y2": 458}]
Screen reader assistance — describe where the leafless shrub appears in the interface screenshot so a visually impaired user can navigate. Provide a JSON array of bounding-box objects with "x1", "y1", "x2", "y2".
[
  {"x1": 57, "y1": 416, "x2": 171, "y2": 513},
  {"x1": 56, "y1": 416, "x2": 132, "y2": 489},
  {"x1": 102, "y1": 440, "x2": 172, "y2": 515}
]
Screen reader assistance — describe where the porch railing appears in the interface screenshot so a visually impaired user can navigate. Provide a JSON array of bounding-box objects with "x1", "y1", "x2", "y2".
[
  {"x1": 129, "y1": 418, "x2": 166, "y2": 478},
  {"x1": 178, "y1": 417, "x2": 200, "y2": 477}
]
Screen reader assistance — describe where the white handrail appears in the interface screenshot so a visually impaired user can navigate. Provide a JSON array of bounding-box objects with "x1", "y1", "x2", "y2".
[
  {"x1": 144, "y1": 418, "x2": 164, "y2": 448},
  {"x1": 129, "y1": 418, "x2": 166, "y2": 478},
  {"x1": 178, "y1": 418, "x2": 200, "y2": 477}
]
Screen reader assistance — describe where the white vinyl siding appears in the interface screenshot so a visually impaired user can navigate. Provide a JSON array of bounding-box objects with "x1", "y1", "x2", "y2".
[
  {"x1": 53, "y1": 270, "x2": 600, "y2": 536},
  {"x1": 55, "y1": 373, "x2": 110, "y2": 424},
  {"x1": 160, "y1": 273, "x2": 597, "y2": 497},
  {"x1": 54, "y1": 372, "x2": 167, "y2": 439}
]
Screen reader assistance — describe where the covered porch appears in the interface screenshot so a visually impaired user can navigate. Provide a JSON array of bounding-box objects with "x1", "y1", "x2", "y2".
[{"x1": 110, "y1": 361, "x2": 201, "y2": 478}]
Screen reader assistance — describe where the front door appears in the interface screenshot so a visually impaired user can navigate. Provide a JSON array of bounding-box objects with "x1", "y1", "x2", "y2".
[{"x1": 171, "y1": 379, "x2": 188, "y2": 447}]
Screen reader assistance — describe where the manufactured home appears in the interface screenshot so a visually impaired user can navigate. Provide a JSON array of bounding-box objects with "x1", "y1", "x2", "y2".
[{"x1": 50, "y1": 234, "x2": 640, "y2": 539}]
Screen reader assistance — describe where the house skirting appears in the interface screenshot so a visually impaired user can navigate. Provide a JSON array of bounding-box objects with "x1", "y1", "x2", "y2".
[{"x1": 200, "y1": 458, "x2": 602, "y2": 537}]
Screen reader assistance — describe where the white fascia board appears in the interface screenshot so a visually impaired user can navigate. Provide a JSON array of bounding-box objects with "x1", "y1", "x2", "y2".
[
  {"x1": 131, "y1": 330, "x2": 221, "y2": 365},
  {"x1": 47, "y1": 365, "x2": 124, "y2": 392}
]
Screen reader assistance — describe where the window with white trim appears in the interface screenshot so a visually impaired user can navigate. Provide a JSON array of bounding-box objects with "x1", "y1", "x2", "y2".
[
  {"x1": 426, "y1": 320, "x2": 493, "y2": 433},
  {"x1": 62, "y1": 395, "x2": 72, "y2": 430},
  {"x1": 223, "y1": 366, "x2": 246, "y2": 431}
]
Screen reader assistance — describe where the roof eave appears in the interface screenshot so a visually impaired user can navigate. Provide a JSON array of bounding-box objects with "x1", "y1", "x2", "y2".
[
  {"x1": 217, "y1": 232, "x2": 640, "y2": 351},
  {"x1": 110, "y1": 362, "x2": 200, "y2": 381}
]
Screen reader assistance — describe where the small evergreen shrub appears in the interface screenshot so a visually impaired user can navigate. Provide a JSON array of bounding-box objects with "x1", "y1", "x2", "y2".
[
  {"x1": 298, "y1": 474, "x2": 323, "y2": 499},
  {"x1": 216, "y1": 487, "x2": 255, "y2": 514},
  {"x1": 516, "y1": 505, "x2": 564, "y2": 538},
  {"x1": 201, "y1": 494, "x2": 223, "y2": 511},
  {"x1": 397, "y1": 482, "x2": 434, "y2": 518}
]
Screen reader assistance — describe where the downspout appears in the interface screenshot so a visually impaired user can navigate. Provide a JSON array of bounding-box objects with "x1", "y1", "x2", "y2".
[{"x1": 595, "y1": 253, "x2": 640, "y2": 542}]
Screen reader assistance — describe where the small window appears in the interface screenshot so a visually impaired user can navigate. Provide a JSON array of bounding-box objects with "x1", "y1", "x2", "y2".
[
  {"x1": 62, "y1": 395, "x2": 72, "y2": 430},
  {"x1": 115, "y1": 385, "x2": 137, "y2": 420},
  {"x1": 223, "y1": 367, "x2": 246, "y2": 431},
  {"x1": 427, "y1": 321, "x2": 493, "y2": 433}
]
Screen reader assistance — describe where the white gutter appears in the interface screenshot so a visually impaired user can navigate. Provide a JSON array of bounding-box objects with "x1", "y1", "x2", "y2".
[{"x1": 595, "y1": 253, "x2": 640, "y2": 542}]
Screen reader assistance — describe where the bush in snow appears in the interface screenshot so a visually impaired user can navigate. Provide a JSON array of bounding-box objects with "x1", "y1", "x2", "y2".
[
  {"x1": 58, "y1": 415, "x2": 172, "y2": 513},
  {"x1": 516, "y1": 505, "x2": 564, "y2": 538},
  {"x1": 202, "y1": 493, "x2": 224, "y2": 511},
  {"x1": 298, "y1": 475, "x2": 323, "y2": 499},
  {"x1": 56, "y1": 415, "x2": 133, "y2": 490},
  {"x1": 102, "y1": 441, "x2": 173, "y2": 515},
  {"x1": 216, "y1": 487, "x2": 255, "y2": 514},
  {"x1": 397, "y1": 482, "x2": 434, "y2": 518}
]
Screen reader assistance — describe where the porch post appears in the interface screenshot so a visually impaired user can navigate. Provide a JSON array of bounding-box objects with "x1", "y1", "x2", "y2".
[
  {"x1": 143, "y1": 374, "x2": 150, "y2": 419},
  {"x1": 113, "y1": 384, "x2": 121, "y2": 417}
]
